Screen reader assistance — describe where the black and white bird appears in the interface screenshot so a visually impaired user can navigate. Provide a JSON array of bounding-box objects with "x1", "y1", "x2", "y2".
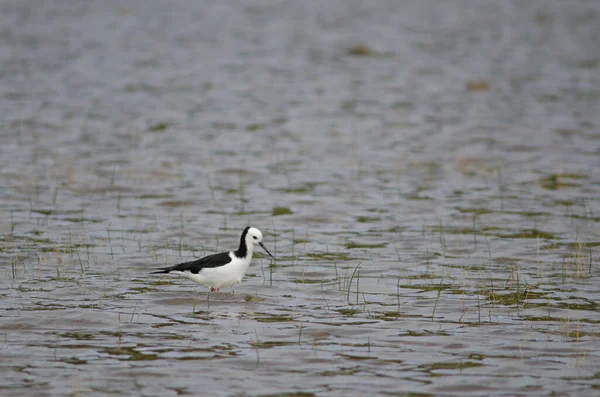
[{"x1": 150, "y1": 227, "x2": 274, "y2": 292}]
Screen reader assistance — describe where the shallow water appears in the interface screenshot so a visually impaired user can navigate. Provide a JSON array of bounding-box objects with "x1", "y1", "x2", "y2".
[{"x1": 1, "y1": 0, "x2": 599, "y2": 396}]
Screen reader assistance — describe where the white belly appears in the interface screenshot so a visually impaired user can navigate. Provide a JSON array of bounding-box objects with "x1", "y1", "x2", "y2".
[{"x1": 172, "y1": 258, "x2": 250, "y2": 289}]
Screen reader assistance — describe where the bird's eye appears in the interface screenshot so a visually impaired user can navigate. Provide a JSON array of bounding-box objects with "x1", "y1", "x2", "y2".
[{"x1": 253, "y1": 236, "x2": 258, "y2": 240}]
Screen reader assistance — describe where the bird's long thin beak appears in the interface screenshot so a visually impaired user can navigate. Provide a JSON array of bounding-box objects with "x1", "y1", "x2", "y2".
[{"x1": 259, "y1": 242, "x2": 275, "y2": 259}]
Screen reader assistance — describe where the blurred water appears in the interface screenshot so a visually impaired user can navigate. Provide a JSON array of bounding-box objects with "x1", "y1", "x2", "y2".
[{"x1": 1, "y1": 1, "x2": 599, "y2": 396}]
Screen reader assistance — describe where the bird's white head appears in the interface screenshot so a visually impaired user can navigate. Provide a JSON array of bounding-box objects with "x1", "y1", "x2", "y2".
[
  {"x1": 246, "y1": 227, "x2": 264, "y2": 245},
  {"x1": 245, "y1": 227, "x2": 275, "y2": 259}
]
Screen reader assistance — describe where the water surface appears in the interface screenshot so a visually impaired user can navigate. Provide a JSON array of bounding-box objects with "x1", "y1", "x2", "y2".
[{"x1": 1, "y1": 1, "x2": 599, "y2": 396}]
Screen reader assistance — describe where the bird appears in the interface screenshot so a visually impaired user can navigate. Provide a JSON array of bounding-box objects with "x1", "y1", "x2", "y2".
[{"x1": 150, "y1": 227, "x2": 274, "y2": 292}]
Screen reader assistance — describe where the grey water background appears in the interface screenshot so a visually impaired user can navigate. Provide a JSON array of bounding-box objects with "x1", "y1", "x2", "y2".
[{"x1": 1, "y1": 0, "x2": 599, "y2": 396}]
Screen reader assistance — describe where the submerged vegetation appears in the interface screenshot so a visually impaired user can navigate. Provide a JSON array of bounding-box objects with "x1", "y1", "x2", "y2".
[{"x1": 3, "y1": 155, "x2": 597, "y2": 397}]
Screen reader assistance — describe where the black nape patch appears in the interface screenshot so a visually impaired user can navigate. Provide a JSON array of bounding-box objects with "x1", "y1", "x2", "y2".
[{"x1": 234, "y1": 226, "x2": 251, "y2": 258}]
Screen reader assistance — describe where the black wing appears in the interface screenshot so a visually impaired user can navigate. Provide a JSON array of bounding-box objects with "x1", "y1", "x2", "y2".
[{"x1": 150, "y1": 251, "x2": 232, "y2": 274}]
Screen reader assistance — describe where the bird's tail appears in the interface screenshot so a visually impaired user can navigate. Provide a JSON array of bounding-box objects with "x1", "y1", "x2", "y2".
[{"x1": 150, "y1": 268, "x2": 171, "y2": 274}]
